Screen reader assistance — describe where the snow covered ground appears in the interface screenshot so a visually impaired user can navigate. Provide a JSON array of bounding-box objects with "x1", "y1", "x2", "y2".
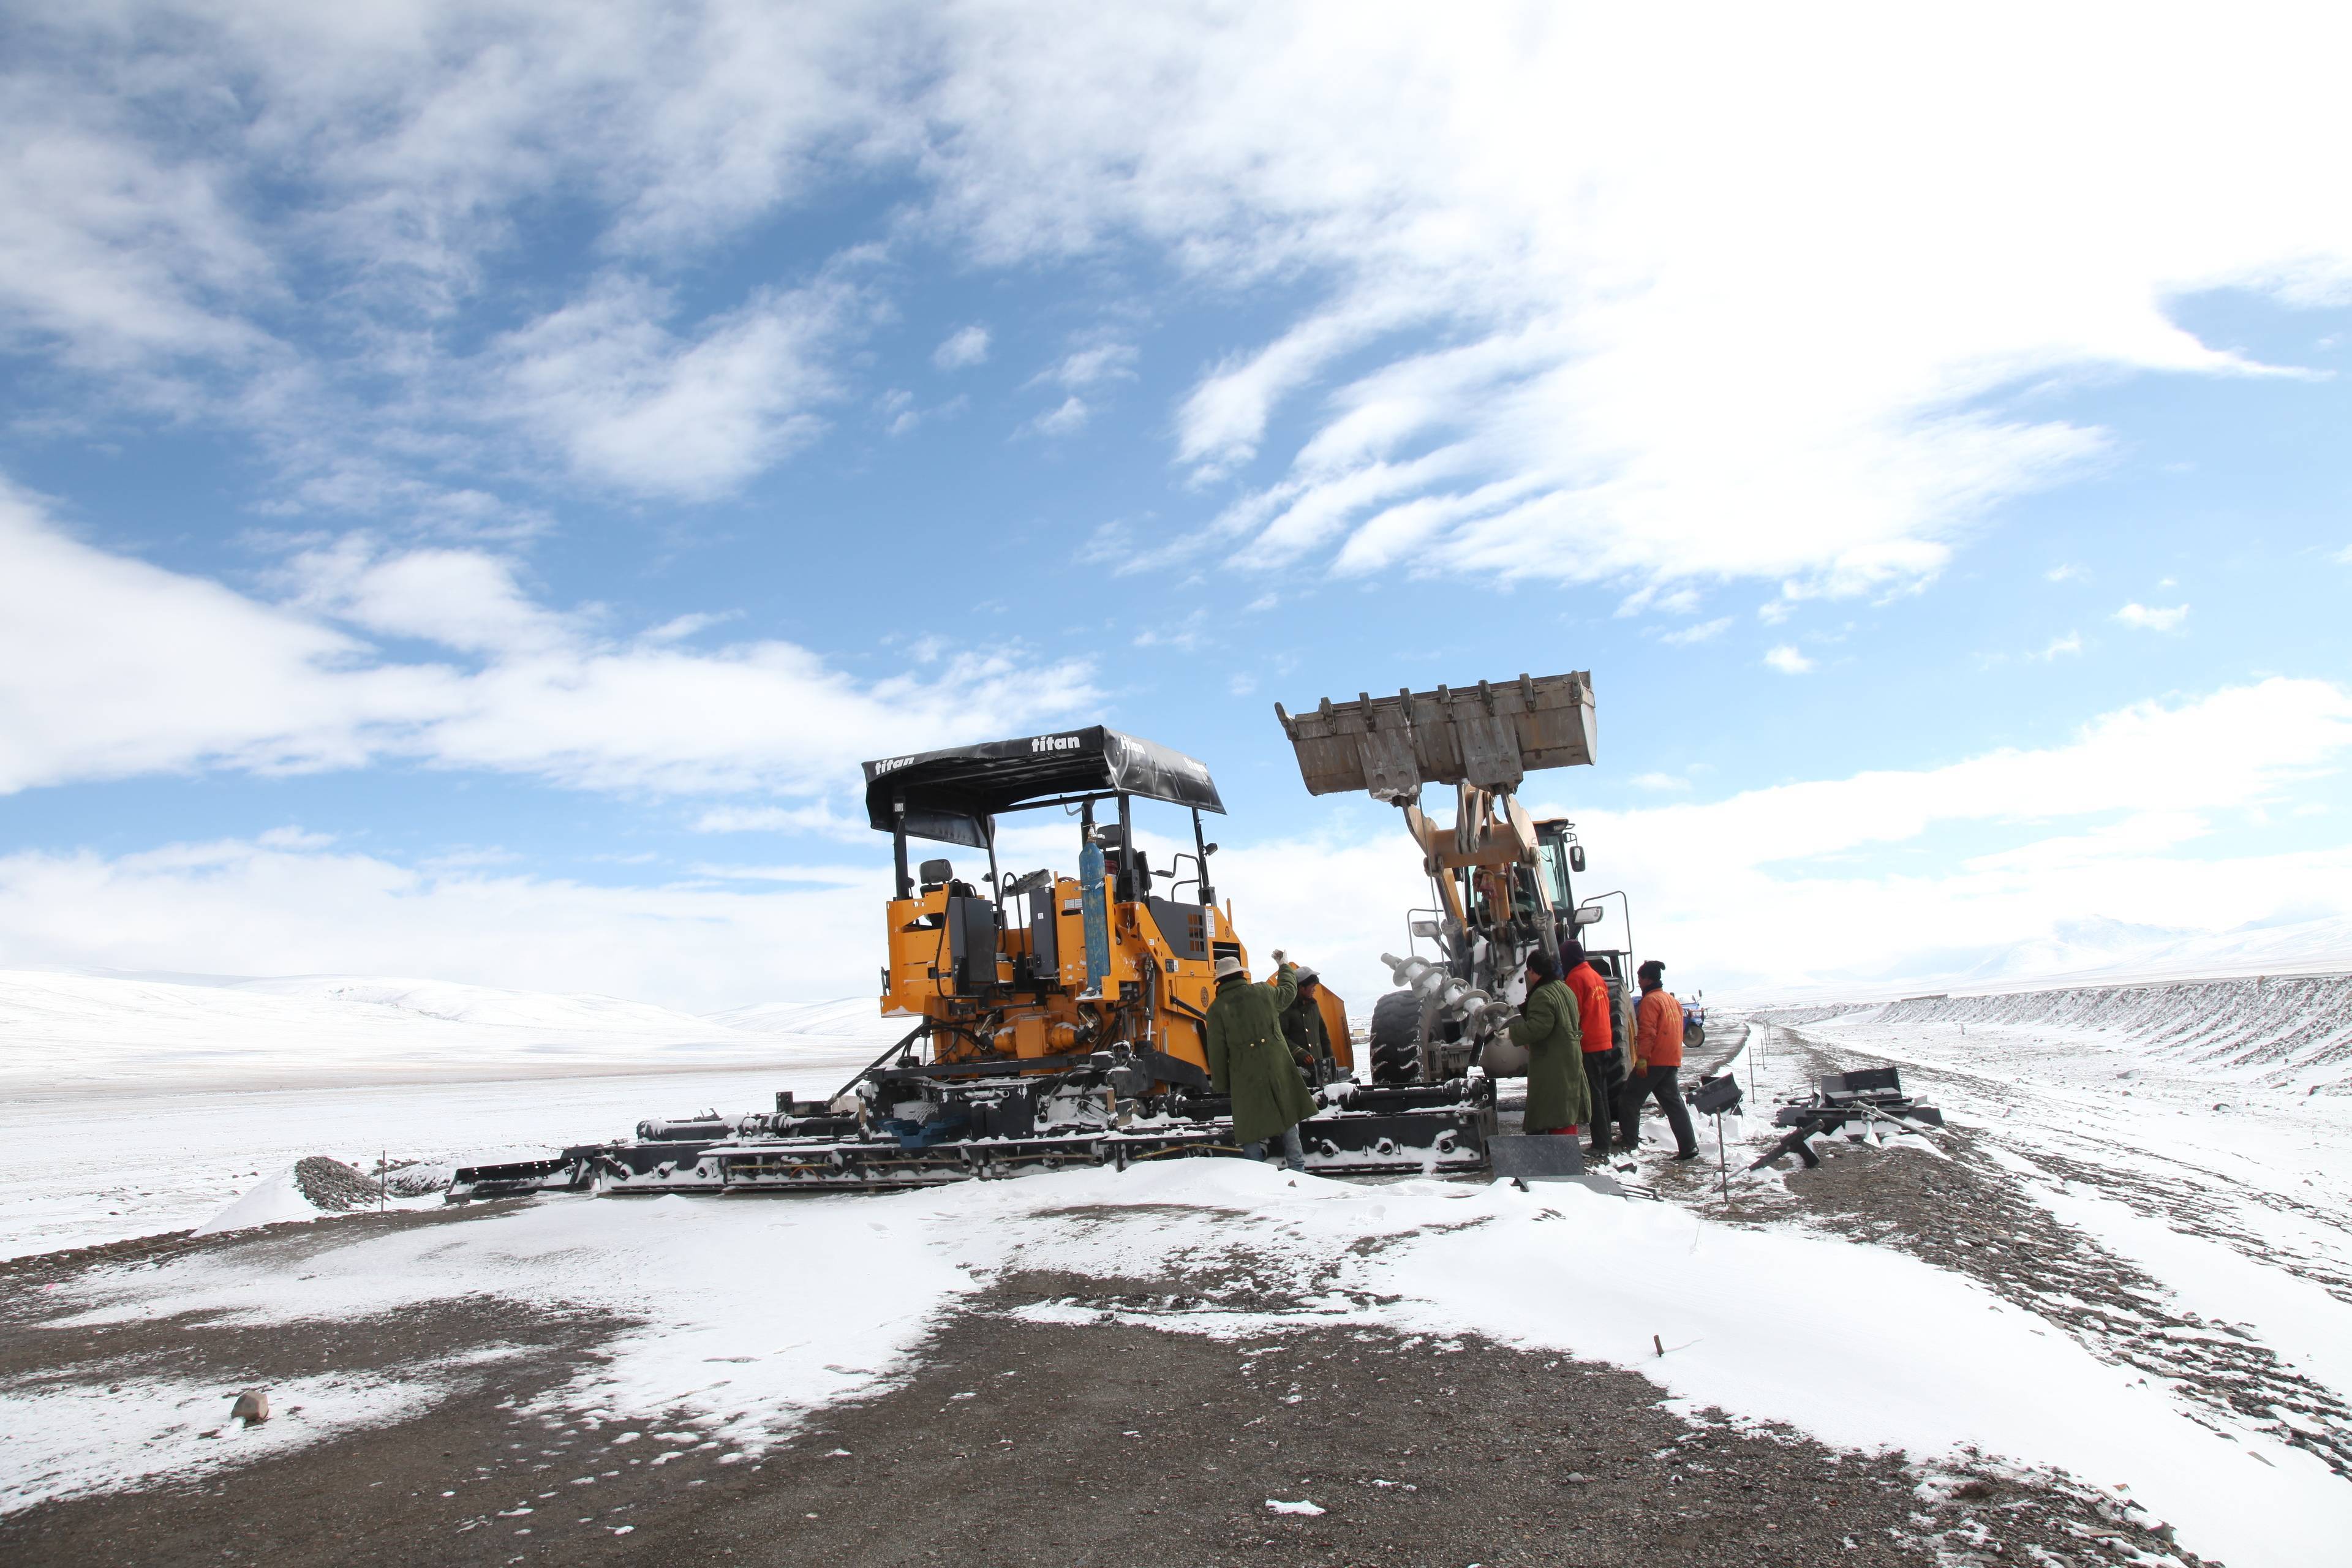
[
  {"x1": 1717, "y1": 995, "x2": 2352, "y2": 1562},
  {"x1": 0, "y1": 1065, "x2": 892, "y2": 1261},
  {"x1": 0, "y1": 967, "x2": 902, "y2": 1258},
  {"x1": 12, "y1": 1156, "x2": 2348, "y2": 1566}
]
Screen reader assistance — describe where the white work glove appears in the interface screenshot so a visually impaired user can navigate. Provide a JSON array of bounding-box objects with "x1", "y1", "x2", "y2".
[{"x1": 1270, "y1": 949, "x2": 1287, "y2": 965}]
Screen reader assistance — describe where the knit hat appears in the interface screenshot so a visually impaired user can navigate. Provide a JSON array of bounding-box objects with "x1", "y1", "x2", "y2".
[
  {"x1": 1214, "y1": 954, "x2": 1245, "y2": 980},
  {"x1": 1638, "y1": 958, "x2": 1665, "y2": 986},
  {"x1": 1294, "y1": 965, "x2": 1318, "y2": 986},
  {"x1": 1562, "y1": 940, "x2": 1587, "y2": 967}
]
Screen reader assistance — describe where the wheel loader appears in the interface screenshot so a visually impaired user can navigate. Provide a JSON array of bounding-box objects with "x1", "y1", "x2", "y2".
[
  {"x1": 450, "y1": 726, "x2": 1492, "y2": 1199},
  {"x1": 1272, "y1": 673, "x2": 1640, "y2": 1088}
]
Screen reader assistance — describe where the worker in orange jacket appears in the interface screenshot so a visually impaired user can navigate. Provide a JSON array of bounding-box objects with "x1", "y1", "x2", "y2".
[
  {"x1": 1623, "y1": 958, "x2": 1700, "y2": 1160},
  {"x1": 1562, "y1": 941, "x2": 1620, "y2": 1160}
]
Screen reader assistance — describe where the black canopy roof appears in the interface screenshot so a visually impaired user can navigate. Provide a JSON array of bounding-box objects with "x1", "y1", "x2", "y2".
[{"x1": 862, "y1": 726, "x2": 1225, "y2": 848}]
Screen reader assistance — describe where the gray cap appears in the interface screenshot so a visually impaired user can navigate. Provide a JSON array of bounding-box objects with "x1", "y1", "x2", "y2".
[{"x1": 1213, "y1": 954, "x2": 1245, "y2": 979}]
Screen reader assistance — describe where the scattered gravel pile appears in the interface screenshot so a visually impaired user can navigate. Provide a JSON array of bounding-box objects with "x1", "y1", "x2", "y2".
[
  {"x1": 380, "y1": 1163, "x2": 453, "y2": 1198},
  {"x1": 1877, "y1": 971, "x2": 2352, "y2": 1090},
  {"x1": 290, "y1": 1156, "x2": 382, "y2": 1212}
]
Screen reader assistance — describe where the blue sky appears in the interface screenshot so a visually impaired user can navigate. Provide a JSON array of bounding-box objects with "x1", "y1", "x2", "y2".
[{"x1": 2, "y1": 2, "x2": 2348, "y2": 1009}]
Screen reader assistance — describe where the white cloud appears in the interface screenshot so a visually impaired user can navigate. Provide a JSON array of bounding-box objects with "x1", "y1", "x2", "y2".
[
  {"x1": 691, "y1": 802, "x2": 864, "y2": 837},
  {"x1": 486, "y1": 274, "x2": 856, "y2": 500},
  {"x1": 1631, "y1": 772, "x2": 1691, "y2": 792},
  {"x1": 1133, "y1": 609, "x2": 1210, "y2": 652},
  {"x1": 643, "y1": 611, "x2": 740, "y2": 643},
  {"x1": 912, "y1": 4, "x2": 2350, "y2": 594},
  {"x1": 1536, "y1": 677, "x2": 2352, "y2": 993},
  {"x1": 1042, "y1": 342, "x2": 1136, "y2": 388},
  {"x1": 2047, "y1": 564, "x2": 2084, "y2": 582},
  {"x1": 1763, "y1": 644, "x2": 1814, "y2": 674},
  {"x1": 933, "y1": 324, "x2": 990, "y2": 370},
  {"x1": 12, "y1": 5, "x2": 2351, "y2": 574},
  {"x1": 2114, "y1": 601, "x2": 2190, "y2": 632},
  {"x1": 0, "y1": 482, "x2": 1096, "y2": 797},
  {"x1": 2038, "y1": 631, "x2": 2083, "y2": 659},
  {"x1": 0, "y1": 93, "x2": 279, "y2": 380},
  {"x1": 1660, "y1": 616, "x2": 1731, "y2": 646},
  {"x1": 0, "y1": 833, "x2": 886, "y2": 1012},
  {"x1": 1030, "y1": 396, "x2": 1090, "y2": 437}
]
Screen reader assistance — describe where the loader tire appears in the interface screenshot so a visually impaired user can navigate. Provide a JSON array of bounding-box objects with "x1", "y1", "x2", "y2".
[{"x1": 1367, "y1": 990, "x2": 1423, "y2": 1085}]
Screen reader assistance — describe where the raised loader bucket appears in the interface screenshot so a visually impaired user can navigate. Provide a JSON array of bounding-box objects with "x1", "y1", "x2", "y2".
[{"x1": 1273, "y1": 673, "x2": 1596, "y2": 802}]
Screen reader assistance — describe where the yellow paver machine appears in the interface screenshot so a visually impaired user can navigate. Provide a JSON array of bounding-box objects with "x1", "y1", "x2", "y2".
[{"x1": 451, "y1": 725, "x2": 1491, "y2": 1198}]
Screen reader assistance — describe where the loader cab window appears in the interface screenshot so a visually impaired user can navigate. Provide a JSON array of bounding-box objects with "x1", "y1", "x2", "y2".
[{"x1": 1536, "y1": 839, "x2": 1573, "y2": 908}]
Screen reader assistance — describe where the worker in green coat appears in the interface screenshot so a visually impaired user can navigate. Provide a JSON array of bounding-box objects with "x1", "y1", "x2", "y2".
[
  {"x1": 1509, "y1": 948, "x2": 1590, "y2": 1136},
  {"x1": 1279, "y1": 966, "x2": 1335, "y2": 1085},
  {"x1": 1205, "y1": 949, "x2": 1316, "y2": 1170}
]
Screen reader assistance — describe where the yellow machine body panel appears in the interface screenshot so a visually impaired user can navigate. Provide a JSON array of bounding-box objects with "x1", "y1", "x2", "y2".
[{"x1": 880, "y1": 874, "x2": 1344, "y2": 1087}]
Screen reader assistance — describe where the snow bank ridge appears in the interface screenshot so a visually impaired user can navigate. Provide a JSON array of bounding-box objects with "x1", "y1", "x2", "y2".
[
  {"x1": 1874, "y1": 971, "x2": 2352, "y2": 1092},
  {"x1": 1747, "y1": 1003, "x2": 1874, "y2": 1028}
]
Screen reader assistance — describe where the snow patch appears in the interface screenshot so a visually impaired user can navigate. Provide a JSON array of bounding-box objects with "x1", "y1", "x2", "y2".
[{"x1": 190, "y1": 1167, "x2": 328, "y2": 1236}]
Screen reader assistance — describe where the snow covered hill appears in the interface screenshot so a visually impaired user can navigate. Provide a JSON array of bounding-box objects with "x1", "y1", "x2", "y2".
[
  {"x1": 1723, "y1": 911, "x2": 2352, "y2": 1010},
  {"x1": 1872, "y1": 971, "x2": 2352, "y2": 1093},
  {"x1": 0, "y1": 968, "x2": 905, "y2": 1096},
  {"x1": 1752, "y1": 968, "x2": 2352, "y2": 1094}
]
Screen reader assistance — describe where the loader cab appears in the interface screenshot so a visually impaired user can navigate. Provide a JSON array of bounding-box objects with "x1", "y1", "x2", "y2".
[{"x1": 1533, "y1": 818, "x2": 1580, "y2": 913}]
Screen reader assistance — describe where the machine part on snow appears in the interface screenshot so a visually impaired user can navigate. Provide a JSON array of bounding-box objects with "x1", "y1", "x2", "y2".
[
  {"x1": 451, "y1": 726, "x2": 1491, "y2": 1201},
  {"x1": 1488, "y1": 1134, "x2": 1624, "y2": 1197},
  {"x1": 1686, "y1": 1072, "x2": 1744, "y2": 1197},
  {"x1": 1749, "y1": 1066, "x2": 1943, "y2": 1171},
  {"x1": 1275, "y1": 673, "x2": 1638, "y2": 1090}
]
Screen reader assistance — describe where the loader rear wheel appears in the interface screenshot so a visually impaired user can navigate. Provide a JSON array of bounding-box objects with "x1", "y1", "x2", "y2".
[{"x1": 1367, "y1": 990, "x2": 1423, "y2": 1085}]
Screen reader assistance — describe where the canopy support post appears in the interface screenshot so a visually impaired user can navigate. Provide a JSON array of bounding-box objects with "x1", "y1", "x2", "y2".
[
  {"x1": 1192, "y1": 808, "x2": 1215, "y2": 908},
  {"x1": 1115, "y1": 791, "x2": 1135, "y2": 902},
  {"x1": 891, "y1": 799, "x2": 911, "y2": 900}
]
